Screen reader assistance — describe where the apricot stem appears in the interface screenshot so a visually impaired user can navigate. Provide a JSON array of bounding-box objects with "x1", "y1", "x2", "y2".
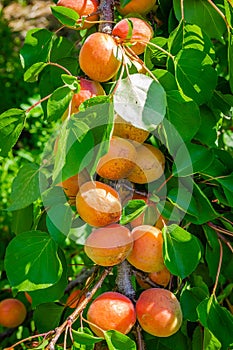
[
  {"x1": 180, "y1": 0, "x2": 184, "y2": 21},
  {"x1": 142, "y1": 40, "x2": 174, "y2": 60},
  {"x1": 207, "y1": 0, "x2": 231, "y2": 31},
  {"x1": 212, "y1": 239, "x2": 223, "y2": 296},
  {"x1": 48, "y1": 62, "x2": 73, "y2": 75},
  {"x1": 26, "y1": 93, "x2": 52, "y2": 113}
]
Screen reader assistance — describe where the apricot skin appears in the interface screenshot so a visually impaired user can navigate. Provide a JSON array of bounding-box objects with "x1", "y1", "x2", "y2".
[
  {"x1": 127, "y1": 225, "x2": 164, "y2": 273},
  {"x1": 136, "y1": 288, "x2": 183, "y2": 337},
  {"x1": 84, "y1": 224, "x2": 133, "y2": 266},
  {"x1": 66, "y1": 289, "x2": 85, "y2": 308},
  {"x1": 57, "y1": 0, "x2": 99, "y2": 29},
  {"x1": 117, "y1": 0, "x2": 156, "y2": 15},
  {"x1": 96, "y1": 136, "x2": 137, "y2": 180},
  {"x1": 87, "y1": 291, "x2": 136, "y2": 337},
  {"x1": 127, "y1": 143, "x2": 165, "y2": 184},
  {"x1": 79, "y1": 32, "x2": 121, "y2": 82},
  {"x1": 76, "y1": 181, "x2": 122, "y2": 227},
  {"x1": 113, "y1": 114, "x2": 149, "y2": 145},
  {"x1": 112, "y1": 18, "x2": 153, "y2": 55},
  {"x1": 0, "y1": 299, "x2": 27, "y2": 328}
]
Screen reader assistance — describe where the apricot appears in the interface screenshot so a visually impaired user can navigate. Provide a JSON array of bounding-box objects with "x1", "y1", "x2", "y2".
[
  {"x1": 76, "y1": 181, "x2": 122, "y2": 227},
  {"x1": 127, "y1": 143, "x2": 165, "y2": 184},
  {"x1": 149, "y1": 266, "x2": 171, "y2": 287},
  {"x1": 84, "y1": 224, "x2": 133, "y2": 266},
  {"x1": 66, "y1": 289, "x2": 85, "y2": 308},
  {"x1": 127, "y1": 225, "x2": 164, "y2": 272},
  {"x1": 0, "y1": 298, "x2": 27, "y2": 328},
  {"x1": 57, "y1": 170, "x2": 88, "y2": 202},
  {"x1": 24, "y1": 292, "x2": 32, "y2": 304},
  {"x1": 96, "y1": 136, "x2": 137, "y2": 180},
  {"x1": 129, "y1": 193, "x2": 158, "y2": 228},
  {"x1": 87, "y1": 291, "x2": 136, "y2": 337},
  {"x1": 113, "y1": 114, "x2": 149, "y2": 145},
  {"x1": 112, "y1": 18, "x2": 153, "y2": 55},
  {"x1": 136, "y1": 288, "x2": 182, "y2": 337},
  {"x1": 79, "y1": 32, "x2": 121, "y2": 82},
  {"x1": 117, "y1": 0, "x2": 156, "y2": 15},
  {"x1": 57, "y1": 0, "x2": 99, "y2": 29}
]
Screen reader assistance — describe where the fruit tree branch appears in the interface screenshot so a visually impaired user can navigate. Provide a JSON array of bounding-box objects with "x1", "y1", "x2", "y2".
[{"x1": 98, "y1": 0, "x2": 115, "y2": 34}]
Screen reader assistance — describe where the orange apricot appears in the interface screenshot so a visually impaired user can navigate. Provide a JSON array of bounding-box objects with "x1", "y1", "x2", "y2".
[
  {"x1": 76, "y1": 181, "x2": 121, "y2": 227},
  {"x1": 136, "y1": 288, "x2": 183, "y2": 337},
  {"x1": 96, "y1": 136, "x2": 137, "y2": 180},
  {"x1": 129, "y1": 193, "x2": 158, "y2": 228},
  {"x1": 57, "y1": 0, "x2": 99, "y2": 29},
  {"x1": 127, "y1": 225, "x2": 164, "y2": 272},
  {"x1": 0, "y1": 298, "x2": 27, "y2": 328},
  {"x1": 113, "y1": 114, "x2": 149, "y2": 145},
  {"x1": 112, "y1": 18, "x2": 153, "y2": 55},
  {"x1": 84, "y1": 224, "x2": 133, "y2": 266},
  {"x1": 87, "y1": 291, "x2": 136, "y2": 337},
  {"x1": 66, "y1": 289, "x2": 85, "y2": 308},
  {"x1": 127, "y1": 143, "x2": 165, "y2": 184},
  {"x1": 149, "y1": 266, "x2": 171, "y2": 287},
  {"x1": 117, "y1": 0, "x2": 156, "y2": 15},
  {"x1": 79, "y1": 32, "x2": 121, "y2": 82}
]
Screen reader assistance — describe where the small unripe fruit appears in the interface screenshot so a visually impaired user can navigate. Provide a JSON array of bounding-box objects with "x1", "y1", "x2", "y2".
[
  {"x1": 57, "y1": 0, "x2": 99, "y2": 29},
  {"x1": 136, "y1": 288, "x2": 183, "y2": 337},
  {"x1": 149, "y1": 267, "x2": 171, "y2": 287},
  {"x1": 96, "y1": 136, "x2": 137, "y2": 180},
  {"x1": 76, "y1": 181, "x2": 122, "y2": 227},
  {"x1": 127, "y1": 225, "x2": 164, "y2": 272},
  {"x1": 84, "y1": 224, "x2": 133, "y2": 266},
  {"x1": 79, "y1": 32, "x2": 121, "y2": 82},
  {"x1": 66, "y1": 289, "x2": 85, "y2": 308},
  {"x1": 0, "y1": 299, "x2": 27, "y2": 328},
  {"x1": 87, "y1": 291, "x2": 136, "y2": 336},
  {"x1": 127, "y1": 143, "x2": 165, "y2": 184},
  {"x1": 113, "y1": 114, "x2": 149, "y2": 144},
  {"x1": 112, "y1": 18, "x2": 153, "y2": 55},
  {"x1": 117, "y1": 0, "x2": 156, "y2": 15}
]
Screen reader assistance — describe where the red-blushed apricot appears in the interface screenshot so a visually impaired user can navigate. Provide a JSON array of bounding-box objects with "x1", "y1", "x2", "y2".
[
  {"x1": 57, "y1": 0, "x2": 99, "y2": 29},
  {"x1": 136, "y1": 288, "x2": 183, "y2": 337},
  {"x1": 112, "y1": 18, "x2": 153, "y2": 55},
  {"x1": 79, "y1": 32, "x2": 121, "y2": 82},
  {"x1": 96, "y1": 136, "x2": 137, "y2": 180},
  {"x1": 149, "y1": 266, "x2": 171, "y2": 287},
  {"x1": 127, "y1": 143, "x2": 165, "y2": 184},
  {"x1": 0, "y1": 299, "x2": 27, "y2": 328},
  {"x1": 84, "y1": 224, "x2": 133, "y2": 266},
  {"x1": 87, "y1": 291, "x2": 136, "y2": 337},
  {"x1": 127, "y1": 225, "x2": 164, "y2": 272},
  {"x1": 129, "y1": 193, "x2": 158, "y2": 228},
  {"x1": 66, "y1": 289, "x2": 85, "y2": 308},
  {"x1": 113, "y1": 114, "x2": 149, "y2": 145},
  {"x1": 76, "y1": 181, "x2": 122, "y2": 227},
  {"x1": 117, "y1": 0, "x2": 156, "y2": 15}
]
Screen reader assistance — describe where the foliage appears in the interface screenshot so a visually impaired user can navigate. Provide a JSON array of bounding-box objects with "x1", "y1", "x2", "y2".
[{"x1": 0, "y1": 0, "x2": 233, "y2": 349}]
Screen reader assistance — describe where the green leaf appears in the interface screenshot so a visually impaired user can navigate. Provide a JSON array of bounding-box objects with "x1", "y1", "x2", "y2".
[
  {"x1": 28, "y1": 249, "x2": 67, "y2": 307},
  {"x1": 203, "y1": 225, "x2": 220, "y2": 281},
  {"x1": 119, "y1": 0, "x2": 132, "y2": 7},
  {"x1": 194, "y1": 105, "x2": 218, "y2": 147},
  {"x1": 145, "y1": 37, "x2": 168, "y2": 69},
  {"x1": 152, "y1": 69, "x2": 178, "y2": 91},
  {"x1": 20, "y1": 28, "x2": 53, "y2": 70},
  {"x1": 72, "y1": 327, "x2": 103, "y2": 346},
  {"x1": 24, "y1": 62, "x2": 48, "y2": 82},
  {"x1": 0, "y1": 108, "x2": 26, "y2": 156},
  {"x1": 172, "y1": 143, "x2": 214, "y2": 177},
  {"x1": 105, "y1": 330, "x2": 136, "y2": 350},
  {"x1": 228, "y1": 32, "x2": 233, "y2": 93},
  {"x1": 180, "y1": 287, "x2": 209, "y2": 322},
  {"x1": 8, "y1": 163, "x2": 47, "y2": 211},
  {"x1": 4, "y1": 231, "x2": 62, "y2": 291},
  {"x1": 114, "y1": 73, "x2": 167, "y2": 132},
  {"x1": 61, "y1": 74, "x2": 79, "y2": 90},
  {"x1": 174, "y1": 49, "x2": 217, "y2": 105},
  {"x1": 11, "y1": 205, "x2": 33, "y2": 235},
  {"x1": 216, "y1": 174, "x2": 233, "y2": 207},
  {"x1": 173, "y1": 0, "x2": 226, "y2": 41},
  {"x1": 34, "y1": 302, "x2": 64, "y2": 333},
  {"x1": 197, "y1": 295, "x2": 233, "y2": 349},
  {"x1": 120, "y1": 200, "x2": 147, "y2": 225},
  {"x1": 203, "y1": 328, "x2": 221, "y2": 350},
  {"x1": 162, "y1": 224, "x2": 202, "y2": 279},
  {"x1": 51, "y1": 5, "x2": 79, "y2": 28},
  {"x1": 47, "y1": 85, "x2": 74, "y2": 121}
]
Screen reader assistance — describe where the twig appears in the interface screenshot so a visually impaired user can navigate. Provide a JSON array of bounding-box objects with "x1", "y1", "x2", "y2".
[
  {"x1": 212, "y1": 239, "x2": 223, "y2": 296},
  {"x1": 64, "y1": 266, "x2": 96, "y2": 293},
  {"x1": 207, "y1": 0, "x2": 231, "y2": 30},
  {"x1": 134, "y1": 323, "x2": 146, "y2": 350}
]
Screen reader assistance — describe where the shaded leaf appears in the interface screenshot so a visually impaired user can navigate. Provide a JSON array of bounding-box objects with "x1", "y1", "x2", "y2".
[
  {"x1": 34, "y1": 302, "x2": 64, "y2": 333},
  {"x1": 105, "y1": 330, "x2": 136, "y2": 350},
  {"x1": 180, "y1": 287, "x2": 209, "y2": 321},
  {"x1": 72, "y1": 327, "x2": 103, "y2": 346},
  {"x1": 11, "y1": 205, "x2": 33, "y2": 235}
]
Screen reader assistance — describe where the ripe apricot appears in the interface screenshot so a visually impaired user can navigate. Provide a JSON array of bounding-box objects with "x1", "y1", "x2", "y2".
[
  {"x1": 112, "y1": 18, "x2": 153, "y2": 55},
  {"x1": 117, "y1": 0, "x2": 156, "y2": 15},
  {"x1": 79, "y1": 32, "x2": 121, "y2": 82},
  {"x1": 113, "y1": 114, "x2": 149, "y2": 145},
  {"x1": 76, "y1": 181, "x2": 121, "y2": 227},
  {"x1": 136, "y1": 288, "x2": 183, "y2": 337},
  {"x1": 57, "y1": 0, "x2": 99, "y2": 29},
  {"x1": 96, "y1": 136, "x2": 137, "y2": 180},
  {"x1": 87, "y1": 291, "x2": 136, "y2": 337},
  {"x1": 66, "y1": 289, "x2": 85, "y2": 308},
  {"x1": 0, "y1": 298, "x2": 27, "y2": 328},
  {"x1": 149, "y1": 266, "x2": 171, "y2": 287},
  {"x1": 129, "y1": 193, "x2": 158, "y2": 228},
  {"x1": 127, "y1": 225, "x2": 164, "y2": 272},
  {"x1": 127, "y1": 143, "x2": 165, "y2": 184},
  {"x1": 84, "y1": 224, "x2": 133, "y2": 266}
]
